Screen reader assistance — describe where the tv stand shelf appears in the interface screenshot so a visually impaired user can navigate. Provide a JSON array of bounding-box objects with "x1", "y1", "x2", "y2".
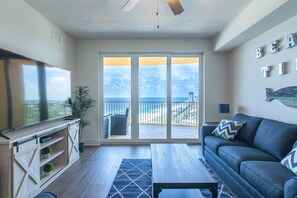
[
  {"x1": 40, "y1": 136, "x2": 65, "y2": 149},
  {"x1": 40, "y1": 164, "x2": 64, "y2": 184},
  {"x1": 0, "y1": 119, "x2": 80, "y2": 198},
  {"x1": 40, "y1": 150, "x2": 65, "y2": 167}
]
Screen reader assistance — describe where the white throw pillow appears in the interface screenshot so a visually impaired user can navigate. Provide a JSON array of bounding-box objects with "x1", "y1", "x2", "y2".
[
  {"x1": 212, "y1": 119, "x2": 245, "y2": 141},
  {"x1": 281, "y1": 145, "x2": 297, "y2": 175}
]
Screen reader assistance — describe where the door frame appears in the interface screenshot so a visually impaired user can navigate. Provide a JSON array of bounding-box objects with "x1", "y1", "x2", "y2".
[{"x1": 99, "y1": 52, "x2": 203, "y2": 144}]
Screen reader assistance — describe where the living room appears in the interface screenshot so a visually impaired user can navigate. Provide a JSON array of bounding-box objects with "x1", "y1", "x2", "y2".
[{"x1": 0, "y1": 0, "x2": 297, "y2": 197}]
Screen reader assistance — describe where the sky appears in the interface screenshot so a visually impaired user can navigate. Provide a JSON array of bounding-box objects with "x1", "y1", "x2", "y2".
[{"x1": 104, "y1": 63, "x2": 199, "y2": 99}]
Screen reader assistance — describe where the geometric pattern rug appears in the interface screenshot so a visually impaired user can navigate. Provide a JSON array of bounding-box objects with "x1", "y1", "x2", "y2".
[
  {"x1": 107, "y1": 159, "x2": 235, "y2": 198},
  {"x1": 107, "y1": 159, "x2": 152, "y2": 198},
  {"x1": 198, "y1": 159, "x2": 235, "y2": 198}
]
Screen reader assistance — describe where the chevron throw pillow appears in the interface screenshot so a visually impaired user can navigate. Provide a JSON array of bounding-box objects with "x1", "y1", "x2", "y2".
[
  {"x1": 212, "y1": 119, "x2": 245, "y2": 140},
  {"x1": 281, "y1": 145, "x2": 297, "y2": 175}
]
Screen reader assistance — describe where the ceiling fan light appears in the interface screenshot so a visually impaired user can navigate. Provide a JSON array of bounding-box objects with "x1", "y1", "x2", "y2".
[
  {"x1": 166, "y1": 0, "x2": 184, "y2": 15},
  {"x1": 122, "y1": 0, "x2": 140, "y2": 12}
]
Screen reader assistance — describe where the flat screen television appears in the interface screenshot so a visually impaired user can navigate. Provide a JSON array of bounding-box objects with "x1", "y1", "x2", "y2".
[{"x1": 0, "y1": 49, "x2": 71, "y2": 136}]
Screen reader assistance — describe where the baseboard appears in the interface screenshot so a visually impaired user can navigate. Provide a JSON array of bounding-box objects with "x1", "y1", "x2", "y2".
[
  {"x1": 83, "y1": 139, "x2": 100, "y2": 146},
  {"x1": 99, "y1": 141, "x2": 202, "y2": 146}
]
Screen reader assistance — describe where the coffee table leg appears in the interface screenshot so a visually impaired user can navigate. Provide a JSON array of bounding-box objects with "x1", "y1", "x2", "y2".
[
  {"x1": 153, "y1": 187, "x2": 162, "y2": 198},
  {"x1": 209, "y1": 186, "x2": 217, "y2": 198}
]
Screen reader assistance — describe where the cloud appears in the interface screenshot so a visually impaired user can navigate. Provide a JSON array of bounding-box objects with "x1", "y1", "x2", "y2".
[{"x1": 104, "y1": 63, "x2": 199, "y2": 99}]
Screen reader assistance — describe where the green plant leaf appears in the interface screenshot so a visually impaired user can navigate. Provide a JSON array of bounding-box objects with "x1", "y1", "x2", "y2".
[
  {"x1": 43, "y1": 163, "x2": 54, "y2": 172},
  {"x1": 41, "y1": 146, "x2": 53, "y2": 155},
  {"x1": 63, "y1": 85, "x2": 96, "y2": 143}
]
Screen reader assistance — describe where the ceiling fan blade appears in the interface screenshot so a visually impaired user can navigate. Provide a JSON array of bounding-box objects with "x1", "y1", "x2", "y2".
[
  {"x1": 122, "y1": 0, "x2": 140, "y2": 12},
  {"x1": 166, "y1": 0, "x2": 184, "y2": 15}
]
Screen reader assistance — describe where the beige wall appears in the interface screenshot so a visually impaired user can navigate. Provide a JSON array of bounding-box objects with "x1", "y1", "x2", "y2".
[
  {"x1": 0, "y1": 0, "x2": 76, "y2": 72},
  {"x1": 76, "y1": 39, "x2": 229, "y2": 145},
  {"x1": 0, "y1": 60, "x2": 8, "y2": 130},
  {"x1": 228, "y1": 15, "x2": 297, "y2": 124}
]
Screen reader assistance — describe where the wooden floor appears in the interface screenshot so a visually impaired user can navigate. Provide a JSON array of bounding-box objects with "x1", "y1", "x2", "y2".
[{"x1": 45, "y1": 145, "x2": 203, "y2": 198}]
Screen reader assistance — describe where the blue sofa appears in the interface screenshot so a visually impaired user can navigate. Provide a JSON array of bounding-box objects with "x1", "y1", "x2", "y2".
[{"x1": 201, "y1": 113, "x2": 297, "y2": 198}]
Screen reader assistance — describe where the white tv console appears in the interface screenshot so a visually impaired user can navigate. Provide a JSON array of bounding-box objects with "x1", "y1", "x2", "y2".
[{"x1": 0, "y1": 119, "x2": 80, "y2": 198}]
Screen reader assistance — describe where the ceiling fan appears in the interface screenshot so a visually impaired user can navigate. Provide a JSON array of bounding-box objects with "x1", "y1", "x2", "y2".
[{"x1": 122, "y1": 0, "x2": 184, "y2": 15}]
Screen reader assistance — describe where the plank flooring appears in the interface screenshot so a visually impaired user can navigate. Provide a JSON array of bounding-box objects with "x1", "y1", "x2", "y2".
[{"x1": 44, "y1": 145, "x2": 203, "y2": 198}]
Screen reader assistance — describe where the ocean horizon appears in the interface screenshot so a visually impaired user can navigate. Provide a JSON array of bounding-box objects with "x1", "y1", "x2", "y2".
[
  {"x1": 104, "y1": 97, "x2": 196, "y2": 102},
  {"x1": 104, "y1": 96, "x2": 198, "y2": 126}
]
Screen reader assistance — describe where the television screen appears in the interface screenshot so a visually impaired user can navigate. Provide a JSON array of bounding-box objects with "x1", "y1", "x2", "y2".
[
  {"x1": 45, "y1": 66, "x2": 71, "y2": 119},
  {"x1": 0, "y1": 49, "x2": 71, "y2": 133},
  {"x1": 11, "y1": 60, "x2": 41, "y2": 126}
]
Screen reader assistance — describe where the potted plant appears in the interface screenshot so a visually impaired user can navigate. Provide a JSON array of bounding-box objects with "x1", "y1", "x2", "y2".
[
  {"x1": 41, "y1": 146, "x2": 53, "y2": 158},
  {"x1": 43, "y1": 163, "x2": 54, "y2": 176},
  {"x1": 64, "y1": 85, "x2": 96, "y2": 152}
]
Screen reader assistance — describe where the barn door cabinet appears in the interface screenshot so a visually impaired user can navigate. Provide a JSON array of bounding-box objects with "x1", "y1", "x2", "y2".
[
  {"x1": 67, "y1": 122, "x2": 79, "y2": 164},
  {"x1": 0, "y1": 119, "x2": 80, "y2": 198}
]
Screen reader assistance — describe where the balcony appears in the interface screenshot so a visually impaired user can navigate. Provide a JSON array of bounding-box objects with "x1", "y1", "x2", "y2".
[
  {"x1": 25, "y1": 101, "x2": 199, "y2": 140},
  {"x1": 104, "y1": 100, "x2": 199, "y2": 139}
]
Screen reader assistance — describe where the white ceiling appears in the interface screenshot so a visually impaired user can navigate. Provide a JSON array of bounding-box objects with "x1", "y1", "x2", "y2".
[{"x1": 24, "y1": 0, "x2": 253, "y2": 39}]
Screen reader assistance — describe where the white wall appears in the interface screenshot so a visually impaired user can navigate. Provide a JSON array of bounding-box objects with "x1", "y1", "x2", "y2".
[
  {"x1": 214, "y1": 0, "x2": 296, "y2": 51},
  {"x1": 76, "y1": 39, "x2": 229, "y2": 145},
  {"x1": 228, "y1": 15, "x2": 297, "y2": 124},
  {"x1": 0, "y1": 0, "x2": 76, "y2": 71}
]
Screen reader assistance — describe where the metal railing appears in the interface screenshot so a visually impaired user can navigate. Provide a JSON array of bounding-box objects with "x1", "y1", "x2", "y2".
[
  {"x1": 172, "y1": 102, "x2": 198, "y2": 126},
  {"x1": 104, "y1": 101, "x2": 130, "y2": 116},
  {"x1": 104, "y1": 101, "x2": 199, "y2": 127},
  {"x1": 24, "y1": 101, "x2": 199, "y2": 127}
]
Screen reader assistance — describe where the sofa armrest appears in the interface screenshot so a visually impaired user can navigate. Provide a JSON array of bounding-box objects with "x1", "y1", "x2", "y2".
[
  {"x1": 201, "y1": 125, "x2": 217, "y2": 139},
  {"x1": 201, "y1": 124, "x2": 217, "y2": 157},
  {"x1": 285, "y1": 176, "x2": 297, "y2": 198}
]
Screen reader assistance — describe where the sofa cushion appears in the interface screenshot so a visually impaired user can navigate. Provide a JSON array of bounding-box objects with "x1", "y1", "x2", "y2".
[
  {"x1": 218, "y1": 146, "x2": 279, "y2": 173},
  {"x1": 285, "y1": 176, "x2": 297, "y2": 198},
  {"x1": 253, "y1": 119, "x2": 297, "y2": 160},
  {"x1": 281, "y1": 144, "x2": 297, "y2": 175},
  {"x1": 240, "y1": 161, "x2": 295, "y2": 198},
  {"x1": 233, "y1": 113, "x2": 263, "y2": 145},
  {"x1": 212, "y1": 119, "x2": 245, "y2": 140},
  {"x1": 204, "y1": 136, "x2": 250, "y2": 155}
]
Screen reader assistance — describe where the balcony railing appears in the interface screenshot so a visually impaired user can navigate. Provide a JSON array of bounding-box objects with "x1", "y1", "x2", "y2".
[
  {"x1": 172, "y1": 102, "x2": 198, "y2": 126},
  {"x1": 24, "y1": 101, "x2": 199, "y2": 127},
  {"x1": 104, "y1": 101, "x2": 199, "y2": 127}
]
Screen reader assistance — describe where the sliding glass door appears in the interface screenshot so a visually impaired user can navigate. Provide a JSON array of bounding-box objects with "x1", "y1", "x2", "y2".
[
  {"x1": 103, "y1": 57, "x2": 131, "y2": 140},
  {"x1": 139, "y1": 57, "x2": 167, "y2": 139},
  {"x1": 171, "y1": 57, "x2": 199, "y2": 139},
  {"x1": 101, "y1": 54, "x2": 201, "y2": 143}
]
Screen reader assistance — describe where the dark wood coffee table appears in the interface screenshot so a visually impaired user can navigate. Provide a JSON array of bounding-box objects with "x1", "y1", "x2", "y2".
[{"x1": 151, "y1": 144, "x2": 218, "y2": 198}]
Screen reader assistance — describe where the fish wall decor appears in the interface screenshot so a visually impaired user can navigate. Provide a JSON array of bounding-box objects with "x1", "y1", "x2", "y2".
[{"x1": 266, "y1": 86, "x2": 297, "y2": 108}]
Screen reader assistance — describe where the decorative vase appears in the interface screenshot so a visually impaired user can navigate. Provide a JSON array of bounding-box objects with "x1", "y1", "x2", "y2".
[
  {"x1": 43, "y1": 171, "x2": 51, "y2": 177},
  {"x1": 79, "y1": 143, "x2": 84, "y2": 153},
  {"x1": 43, "y1": 153, "x2": 50, "y2": 159}
]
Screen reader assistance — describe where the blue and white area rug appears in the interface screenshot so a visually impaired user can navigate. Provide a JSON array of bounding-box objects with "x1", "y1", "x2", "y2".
[
  {"x1": 107, "y1": 159, "x2": 234, "y2": 198},
  {"x1": 107, "y1": 159, "x2": 152, "y2": 198},
  {"x1": 198, "y1": 159, "x2": 234, "y2": 198}
]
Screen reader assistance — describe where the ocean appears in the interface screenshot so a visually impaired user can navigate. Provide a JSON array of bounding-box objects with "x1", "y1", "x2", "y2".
[
  {"x1": 104, "y1": 97, "x2": 189, "y2": 102},
  {"x1": 104, "y1": 97, "x2": 198, "y2": 126}
]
